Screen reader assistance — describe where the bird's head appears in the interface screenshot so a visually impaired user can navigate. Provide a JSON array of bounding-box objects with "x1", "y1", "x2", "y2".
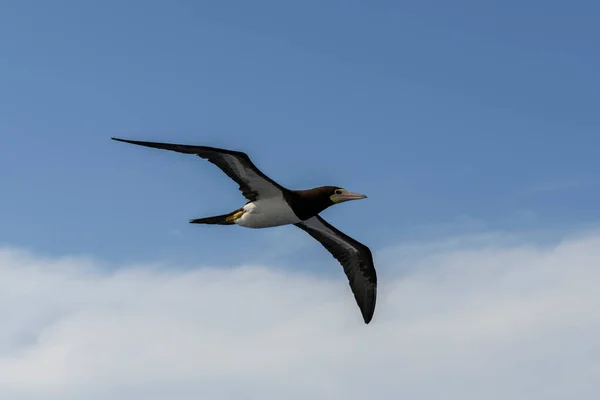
[
  {"x1": 293, "y1": 186, "x2": 367, "y2": 219},
  {"x1": 327, "y1": 186, "x2": 368, "y2": 204}
]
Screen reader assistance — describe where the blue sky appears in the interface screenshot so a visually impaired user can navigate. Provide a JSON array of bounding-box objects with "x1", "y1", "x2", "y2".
[
  {"x1": 1, "y1": 0, "x2": 599, "y2": 266},
  {"x1": 2, "y1": 2, "x2": 600, "y2": 398}
]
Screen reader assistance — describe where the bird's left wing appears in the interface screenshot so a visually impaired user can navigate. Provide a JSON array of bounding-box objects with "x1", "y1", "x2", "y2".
[
  {"x1": 295, "y1": 216, "x2": 377, "y2": 324},
  {"x1": 112, "y1": 138, "x2": 286, "y2": 201}
]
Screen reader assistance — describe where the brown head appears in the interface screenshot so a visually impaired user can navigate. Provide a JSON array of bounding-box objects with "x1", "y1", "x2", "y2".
[{"x1": 288, "y1": 185, "x2": 367, "y2": 220}]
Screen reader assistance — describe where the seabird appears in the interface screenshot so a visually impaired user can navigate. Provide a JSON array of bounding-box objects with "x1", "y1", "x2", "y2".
[{"x1": 112, "y1": 137, "x2": 377, "y2": 324}]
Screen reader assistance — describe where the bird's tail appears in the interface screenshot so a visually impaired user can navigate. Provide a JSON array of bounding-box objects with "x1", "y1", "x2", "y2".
[{"x1": 189, "y1": 208, "x2": 244, "y2": 225}]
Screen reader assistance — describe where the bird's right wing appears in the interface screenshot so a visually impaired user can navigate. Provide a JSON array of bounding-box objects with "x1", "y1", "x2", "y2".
[
  {"x1": 295, "y1": 215, "x2": 377, "y2": 323},
  {"x1": 112, "y1": 138, "x2": 286, "y2": 201}
]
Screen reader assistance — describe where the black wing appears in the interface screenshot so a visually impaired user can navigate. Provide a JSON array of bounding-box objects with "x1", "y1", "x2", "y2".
[
  {"x1": 295, "y1": 216, "x2": 377, "y2": 324},
  {"x1": 112, "y1": 138, "x2": 286, "y2": 201}
]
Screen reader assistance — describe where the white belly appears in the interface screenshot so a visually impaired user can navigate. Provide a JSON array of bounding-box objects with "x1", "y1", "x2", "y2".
[{"x1": 235, "y1": 197, "x2": 301, "y2": 228}]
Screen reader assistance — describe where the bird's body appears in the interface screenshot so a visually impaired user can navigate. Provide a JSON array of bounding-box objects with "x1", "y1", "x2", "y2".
[
  {"x1": 235, "y1": 197, "x2": 301, "y2": 228},
  {"x1": 112, "y1": 137, "x2": 377, "y2": 324}
]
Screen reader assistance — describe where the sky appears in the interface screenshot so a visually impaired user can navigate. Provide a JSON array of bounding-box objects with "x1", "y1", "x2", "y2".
[{"x1": 1, "y1": 0, "x2": 599, "y2": 398}]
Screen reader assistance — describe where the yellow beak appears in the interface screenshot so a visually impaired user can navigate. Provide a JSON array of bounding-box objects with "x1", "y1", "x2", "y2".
[{"x1": 333, "y1": 191, "x2": 367, "y2": 203}]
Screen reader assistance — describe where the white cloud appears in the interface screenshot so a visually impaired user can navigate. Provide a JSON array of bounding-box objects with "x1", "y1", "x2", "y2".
[{"x1": 1, "y1": 230, "x2": 599, "y2": 400}]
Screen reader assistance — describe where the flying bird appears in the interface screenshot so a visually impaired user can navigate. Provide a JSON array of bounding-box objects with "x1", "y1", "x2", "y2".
[{"x1": 112, "y1": 137, "x2": 377, "y2": 323}]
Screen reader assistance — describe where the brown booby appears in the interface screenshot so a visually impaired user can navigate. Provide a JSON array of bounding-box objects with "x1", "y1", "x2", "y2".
[{"x1": 112, "y1": 137, "x2": 377, "y2": 324}]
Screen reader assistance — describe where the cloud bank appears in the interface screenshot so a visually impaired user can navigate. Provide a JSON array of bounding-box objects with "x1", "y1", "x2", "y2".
[{"x1": 1, "y1": 230, "x2": 599, "y2": 399}]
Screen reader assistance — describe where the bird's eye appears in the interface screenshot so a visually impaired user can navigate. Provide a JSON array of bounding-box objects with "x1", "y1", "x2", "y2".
[{"x1": 335, "y1": 189, "x2": 343, "y2": 195}]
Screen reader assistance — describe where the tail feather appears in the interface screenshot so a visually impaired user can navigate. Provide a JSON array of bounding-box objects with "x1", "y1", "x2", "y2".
[{"x1": 189, "y1": 208, "x2": 243, "y2": 225}]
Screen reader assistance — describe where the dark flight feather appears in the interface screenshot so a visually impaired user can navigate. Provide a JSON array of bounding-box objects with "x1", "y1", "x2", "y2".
[
  {"x1": 295, "y1": 216, "x2": 377, "y2": 324},
  {"x1": 111, "y1": 138, "x2": 286, "y2": 201}
]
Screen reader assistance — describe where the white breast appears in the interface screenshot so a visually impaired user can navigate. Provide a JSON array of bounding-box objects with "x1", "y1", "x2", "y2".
[{"x1": 235, "y1": 197, "x2": 301, "y2": 228}]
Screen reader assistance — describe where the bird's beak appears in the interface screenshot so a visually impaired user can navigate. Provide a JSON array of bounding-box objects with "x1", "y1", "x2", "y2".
[{"x1": 335, "y1": 191, "x2": 368, "y2": 203}]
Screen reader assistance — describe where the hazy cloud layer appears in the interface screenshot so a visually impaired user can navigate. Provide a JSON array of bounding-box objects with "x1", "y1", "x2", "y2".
[{"x1": 1, "y1": 231, "x2": 599, "y2": 399}]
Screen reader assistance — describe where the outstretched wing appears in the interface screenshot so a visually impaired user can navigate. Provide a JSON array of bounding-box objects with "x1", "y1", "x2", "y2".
[
  {"x1": 112, "y1": 138, "x2": 286, "y2": 201},
  {"x1": 295, "y1": 216, "x2": 377, "y2": 324}
]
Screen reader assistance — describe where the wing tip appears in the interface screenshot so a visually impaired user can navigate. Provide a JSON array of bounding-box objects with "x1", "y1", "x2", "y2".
[
  {"x1": 111, "y1": 137, "x2": 136, "y2": 145},
  {"x1": 110, "y1": 137, "x2": 191, "y2": 153},
  {"x1": 361, "y1": 304, "x2": 376, "y2": 324},
  {"x1": 360, "y1": 288, "x2": 377, "y2": 324}
]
